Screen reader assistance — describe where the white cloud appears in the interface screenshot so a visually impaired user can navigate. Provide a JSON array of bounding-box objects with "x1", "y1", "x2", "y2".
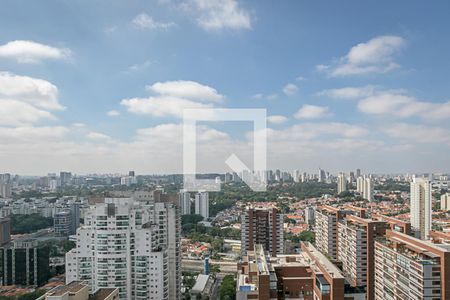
[
  {"x1": 267, "y1": 115, "x2": 288, "y2": 124},
  {"x1": 0, "y1": 72, "x2": 64, "y2": 110},
  {"x1": 132, "y1": 13, "x2": 175, "y2": 30},
  {"x1": 121, "y1": 96, "x2": 215, "y2": 118},
  {"x1": 294, "y1": 105, "x2": 332, "y2": 119},
  {"x1": 86, "y1": 132, "x2": 112, "y2": 141},
  {"x1": 357, "y1": 91, "x2": 450, "y2": 121},
  {"x1": 107, "y1": 110, "x2": 120, "y2": 117},
  {"x1": 147, "y1": 80, "x2": 223, "y2": 102},
  {"x1": 282, "y1": 83, "x2": 298, "y2": 96},
  {"x1": 0, "y1": 99, "x2": 57, "y2": 126},
  {"x1": 318, "y1": 85, "x2": 376, "y2": 100},
  {"x1": 252, "y1": 93, "x2": 278, "y2": 100},
  {"x1": 182, "y1": 0, "x2": 251, "y2": 31},
  {"x1": 382, "y1": 123, "x2": 450, "y2": 144},
  {"x1": 0, "y1": 126, "x2": 67, "y2": 141},
  {"x1": 296, "y1": 76, "x2": 305, "y2": 81},
  {"x1": 0, "y1": 40, "x2": 71, "y2": 64},
  {"x1": 318, "y1": 35, "x2": 405, "y2": 77}
]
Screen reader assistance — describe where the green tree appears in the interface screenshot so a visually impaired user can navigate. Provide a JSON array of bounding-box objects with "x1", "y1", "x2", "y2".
[{"x1": 219, "y1": 275, "x2": 236, "y2": 300}]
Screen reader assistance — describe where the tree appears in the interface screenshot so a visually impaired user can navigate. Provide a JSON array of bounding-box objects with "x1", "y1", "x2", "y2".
[
  {"x1": 10, "y1": 214, "x2": 53, "y2": 234},
  {"x1": 219, "y1": 275, "x2": 236, "y2": 300},
  {"x1": 298, "y1": 231, "x2": 315, "y2": 243}
]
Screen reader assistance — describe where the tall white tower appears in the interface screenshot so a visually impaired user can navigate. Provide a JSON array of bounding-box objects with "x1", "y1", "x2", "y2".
[
  {"x1": 178, "y1": 190, "x2": 191, "y2": 215},
  {"x1": 410, "y1": 177, "x2": 432, "y2": 240},
  {"x1": 195, "y1": 191, "x2": 209, "y2": 219},
  {"x1": 337, "y1": 173, "x2": 347, "y2": 194}
]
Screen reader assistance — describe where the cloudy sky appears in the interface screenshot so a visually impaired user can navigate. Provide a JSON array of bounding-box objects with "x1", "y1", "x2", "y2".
[{"x1": 1, "y1": 0, "x2": 450, "y2": 175}]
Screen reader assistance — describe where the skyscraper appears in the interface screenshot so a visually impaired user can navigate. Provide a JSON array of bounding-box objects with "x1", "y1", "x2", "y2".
[
  {"x1": 240, "y1": 207, "x2": 284, "y2": 256},
  {"x1": 318, "y1": 168, "x2": 326, "y2": 182},
  {"x1": 363, "y1": 177, "x2": 373, "y2": 202},
  {"x1": 410, "y1": 177, "x2": 432, "y2": 239},
  {"x1": 178, "y1": 190, "x2": 191, "y2": 215},
  {"x1": 66, "y1": 197, "x2": 181, "y2": 300},
  {"x1": 337, "y1": 173, "x2": 347, "y2": 194},
  {"x1": 194, "y1": 191, "x2": 209, "y2": 219}
]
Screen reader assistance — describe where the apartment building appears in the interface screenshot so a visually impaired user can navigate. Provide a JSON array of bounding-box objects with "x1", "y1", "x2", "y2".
[
  {"x1": 314, "y1": 206, "x2": 356, "y2": 260},
  {"x1": 374, "y1": 230, "x2": 450, "y2": 300},
  {"x1": 338, "y1": 215, "x2": 386, "y2": 300},
  {"x1": 66, "y1": 197, "x2": 181, "y2": 300},
  {"x1": 237, "y1": 243, "x2": 365, "y2": 300},
  {"x1": 241, "y1": 207, "x2": 284, "y2": 256}
]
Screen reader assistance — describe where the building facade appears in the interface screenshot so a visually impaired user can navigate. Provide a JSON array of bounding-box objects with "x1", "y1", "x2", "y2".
[
  {"x1": 194, "y1": 191, "x2": 209, "y2": 219},
  {"x1": 65, "y1": 197, "x2": 181, "y2": 300},
  {"x1": 241, "y1": 207, "x2": 283, "y2": 256},
  {"x1": 410, "y1": 177, "x2": 432, "y2": 239}
]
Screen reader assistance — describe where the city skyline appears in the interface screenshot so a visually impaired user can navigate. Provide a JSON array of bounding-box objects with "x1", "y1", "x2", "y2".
[{"x1": 1, "y1": 1, "x2": 450, "y2": 174}]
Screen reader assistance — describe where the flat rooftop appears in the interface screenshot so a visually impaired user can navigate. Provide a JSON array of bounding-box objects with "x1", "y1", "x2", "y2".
[
  {"x1": 90, "y1": 288, "x2": 118, "y2": 300},
  {"x1": 47, "y1": 281, "x2": 86, "y2": 296}
]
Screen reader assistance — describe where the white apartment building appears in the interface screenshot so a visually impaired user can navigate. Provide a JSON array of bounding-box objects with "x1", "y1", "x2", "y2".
[
  {"x1": 66, "y1": 197, "x2": 181, "y2": 300},
  {"x1": 315, "y1": 206, "x2": 340, "y2": 260},
  {"x1": 337, "y1": 173, "x2": 347, "y2": 194},
  {"x1": 441, "y1": 193, "x2": 450, "y2": 211},
  {"x1": 410, "y1": 177, "x2": 432, "y2": 240},
  {"x1": 195, "y1": 191, "x2": 209, "y2": 219},
  {"x1": 356, "y1": 176, "x2": 373, "y2": 201},
  {"x1": 178, "y1": 190, "x2": 191, "y2": 215}
]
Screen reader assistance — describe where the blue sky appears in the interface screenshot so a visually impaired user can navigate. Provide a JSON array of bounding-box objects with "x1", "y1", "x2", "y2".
[{"x1": 0, "y1": 0, "x2": 450, "y2": 175}]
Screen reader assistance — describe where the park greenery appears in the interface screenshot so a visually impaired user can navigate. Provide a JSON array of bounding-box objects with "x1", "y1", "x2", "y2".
[
  {"x1": 219, "y1": 275, "x2": 236, "y2": 300},
  {"x1": 10, "y1": 214, "x2": 53, "y2": 234}
]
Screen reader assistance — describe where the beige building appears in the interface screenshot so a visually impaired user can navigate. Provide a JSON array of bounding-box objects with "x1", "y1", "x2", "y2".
[
  {"x1": 374, "y1": 230, "x2": 450, "y2": 300},
  {"x1": 441, "y1": 193, "x2": 450, "y2": 211},
  {"x1": 37, "y1": 281, "x2": 119, "y2": 300}
]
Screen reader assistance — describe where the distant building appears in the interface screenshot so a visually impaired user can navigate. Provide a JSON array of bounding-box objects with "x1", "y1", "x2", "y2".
[
  {"x1": 410, "y1": 177, "x2": 432, "y2": 239},
  {"x1": 318, "y1": 168, "x2": 326, "y2": 182},
  {"x1": 337, "y1": 173, "x2": 347, "y2": 194},
  {"x1": 0, "y1": 174, "x2": 11, "y2": 198},
  {"x1": 195, "y1": 191, "x2": 209, "y2": 219},
  {"x1": 441, "y1": 193, "x2": 450, "y2": 211},
  {"x1": 60, "y1": 172, "x2": 72, "y2": 186},
  {"x1": 179, "y1": 190, "x2": 191, "y2": 215},
  {"x1": 304, "y1": 206, "x2": 315, "y2": 230},
  {"x1": 241, "y1": 207, "x2": 283, "y2": 256},
  {"x1": 54, "y1": 210, "x2": 72, "y2": 236},
  {"x1": 0, "y1": 239, "x2": 50, "y2": 287},
  {"x1": 70, "y1": 202, "x2": 81, "y2": 235},
  {"x1": 0, "y1": 218, "x2": 10, "y2": 246},
  {"x1": 356, "y1": 176, "x2": 373, "y2": 201}
]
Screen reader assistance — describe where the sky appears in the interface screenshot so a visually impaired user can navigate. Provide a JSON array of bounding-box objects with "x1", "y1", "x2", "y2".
[{"x1": 0, "y1": 0, "x2": 450, "y2": 175}]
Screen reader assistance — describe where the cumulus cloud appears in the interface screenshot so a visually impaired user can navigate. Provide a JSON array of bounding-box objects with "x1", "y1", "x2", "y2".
[
  {"x1": 0, "y1": 99, "x2": 57, "y2": 126},
  {"x1": 294, "y1": 105, "x2": 332, "y2": 119},
  {"x1": 182, "y1": 0, "x2": 251, "y2": 31},
  {"x1": 121, "y1": 96, "x2": 215, "y2": 118},
  {"x1": 132, "y1": 13, "x2": 175, "y2": 30},
  {"x1": 318, "y1": 85, "x2": 377, "y2": 100},
  {"x1": 357, "y1": 91, "x2": 450, "y2": 121},
  {"x1": 318, "y1": 35, "x2": 405, "y2": 76},
  {"x1": 0, "y1": 72, "x2": 64, "y2": 110},
  {"x1": 267, "y1": 115, "x2": 288, "y2": 124},
  {"x1": 0, "y1": 40, "x2": 71, "y2": 64},
  {"x1": 282, "y1": 83, "x2": 298, "y2": 96},
  {"x1": 147, "y1": 80, "x2": 223, "y2": 102}
]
